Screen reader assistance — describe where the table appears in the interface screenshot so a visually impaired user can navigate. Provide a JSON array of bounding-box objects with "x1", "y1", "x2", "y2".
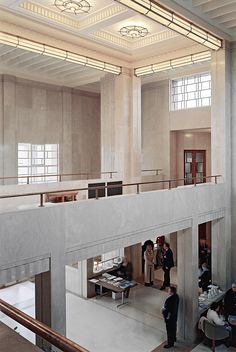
[
  {"x1": 89, "y1": 275, "x2": 136, "y2": 308},
  {"x1": 45, "y1": 191, "x2": 78, "y2": 203},
  {"x1": 198, "y1": 291, "x2": 225, "y2": 315}
]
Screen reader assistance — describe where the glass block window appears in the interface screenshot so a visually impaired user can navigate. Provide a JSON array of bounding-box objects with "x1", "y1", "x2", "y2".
[
  {"x1": 18, "y1": 143, "x2": 59, "y2": 184},
  {"x1": 170, "y1": 72, "x2": 211, "y2": 111}
]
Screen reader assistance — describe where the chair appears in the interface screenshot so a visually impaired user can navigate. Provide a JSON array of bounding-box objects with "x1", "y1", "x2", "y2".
[{"x1": 202, "y1": 319, "x2": 229, "y2": 351}]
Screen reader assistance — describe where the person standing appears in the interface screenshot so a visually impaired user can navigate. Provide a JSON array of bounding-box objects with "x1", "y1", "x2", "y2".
[
  {"x1": 144, "y1": 244, "x2": 154, "y2": 286},
  {"x1": 117, "y1": 256, "x2": 133, "y2": 298},
  {"x1": 160, "y1": 242, "x2": 174, "y2": 290},
  {"x1": 198, "y1": 262, "x2": 211, "y2": 292},
  {"x1": 162, "y1": 286, "x2": 179, "y2": 348},
  {"x1": 224, "y1": 283, "x2": 236, "y2": 319}
]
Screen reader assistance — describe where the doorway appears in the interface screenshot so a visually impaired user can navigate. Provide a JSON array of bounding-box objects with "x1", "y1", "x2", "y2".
[{"x1": 184, "y1": 150, "x2": 206, "y2": 184}]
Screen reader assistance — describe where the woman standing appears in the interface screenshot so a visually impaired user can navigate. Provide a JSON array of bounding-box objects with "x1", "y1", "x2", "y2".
[{"x1": 144, "y1": 244, "x2": 154, "y2": 286}]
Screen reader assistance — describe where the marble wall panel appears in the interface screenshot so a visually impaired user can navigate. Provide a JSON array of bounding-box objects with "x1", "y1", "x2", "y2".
[{"x1": 0, "y1": 75, "x2": 101, "y2": 181}]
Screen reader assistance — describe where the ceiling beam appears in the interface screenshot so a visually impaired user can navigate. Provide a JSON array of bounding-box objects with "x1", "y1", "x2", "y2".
[
  {"x1": 202, "y1": 0, "x2": 236, "y2": 13},
  {"x1": 216, "y1": 11, "x2": 236, "y2": 24},
  {"x1": 43, "y1": 64, "x2": 85, "y2": 76},
  {"x1": 0, "y1": 50, "x2": 26, "y2": 64},
  {"x1": 20, "y1": 56, "x2": 56, "y2": 70},
  {"x1": 205, "y1": 3, "x2": 236, "y2": 19},
  {"x1": 192, "y1": 0, "x2": 212, "y2": 7}
]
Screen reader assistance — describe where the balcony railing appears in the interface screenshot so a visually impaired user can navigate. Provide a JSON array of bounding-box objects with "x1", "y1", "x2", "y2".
[
  {"x1": 0, "y1": 298, "x2": 88, "y2": 352},
  {"x1": 0, "y1": 175, "x2": 222, "y2": 208},
  {"x1": 0, "y1": 171, "x2": 117, "y2": 184}
]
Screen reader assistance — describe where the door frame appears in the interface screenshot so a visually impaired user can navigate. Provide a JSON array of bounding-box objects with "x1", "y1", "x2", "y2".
[{"x1": 184, "y1": 149, "x2": 206, "y2": 185}]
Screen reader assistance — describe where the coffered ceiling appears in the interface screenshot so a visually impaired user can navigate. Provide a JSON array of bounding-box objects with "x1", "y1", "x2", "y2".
[
  {"x1": 0, "y1": 0, "x2": 226, "y2": 88},
  {"x1": 0, "y1": 0, "x2": 196, "y2": 58}
]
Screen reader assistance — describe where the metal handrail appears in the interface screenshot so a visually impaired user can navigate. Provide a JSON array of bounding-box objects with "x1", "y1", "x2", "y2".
[
  {"x1": 0, "y1": 175, "x2": 222, "y2": 207},
  {"x1": 141, "y1": 169, "x2": 162, "y2": 175},
  {"x1": 0, "y1": 299, "x2": 89, "y2": 352},
  {"x1": 0, "y1": 171, "x2": 117, "y2": 184}
]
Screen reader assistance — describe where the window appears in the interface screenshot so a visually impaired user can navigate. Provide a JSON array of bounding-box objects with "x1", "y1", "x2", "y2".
[
  {"x1": 18, "y1": 143, "x2": 59, "y2": 184},
  {"x1": 170, "y1": 72, "x2": 211, "y2": 111}
]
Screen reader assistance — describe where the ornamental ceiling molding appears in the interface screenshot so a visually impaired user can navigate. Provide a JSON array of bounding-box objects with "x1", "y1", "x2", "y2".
[
  {"x1": 79, "y1": 4, "x2": 128, "y2": 30},
  {"x1": 20, "y1": 1, "x2": 80, "y2": 28},
  {"x1": 92, "y1": 29, "x2": 179, "y2": 50},
  {"x1": 132, "y1": 30, "x2": 179, "y2": 49},
  {"x1": 92, "y1": 30, "x2": 130, "y2": 49}
]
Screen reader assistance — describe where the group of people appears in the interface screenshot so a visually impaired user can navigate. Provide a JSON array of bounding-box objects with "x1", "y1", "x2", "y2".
[
  {"x1": 143, "y1": 238, "x2": 178, "y2": 349},
  {"x1": 204, "y1": 283, "x2": 236, "y2": 347},
  {"x1": 143, "y1": 239, "x2": 174, "y2": 290}
]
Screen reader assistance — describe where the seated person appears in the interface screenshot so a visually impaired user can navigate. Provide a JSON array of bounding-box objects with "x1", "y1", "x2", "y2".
[
  {"x1": 117, "y1": 256, "x2": 133, "y2": 298},
  {"x1": 199, "y1": 262, "x2": 211, "y2": 292},
  {"x1": 207, "y1": 302, "x2": 225, "y2": 326},
  {"x1": 207, "y1": 302, "x2": 232, "y2": 345},
  {"x1": 224, "y1": 283, "x2": 236, "y2": 319}
]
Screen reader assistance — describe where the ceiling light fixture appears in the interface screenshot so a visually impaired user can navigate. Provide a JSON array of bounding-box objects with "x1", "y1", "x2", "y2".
[
  {"x1": 115, "y1": 0, "x2": 222, "y2": 50},
  {"x1": 119, "y1": 25, "x2": 148, "y2": 38},
  {"x1": 135, "y1": 50, "x2": 211, "y2": 76},
  {"x1": 54, "y1": 0, "x2": 91, "y2": 14},
  {"x1": 0, "y1": 32, "x2": 122, "y2": 75}
]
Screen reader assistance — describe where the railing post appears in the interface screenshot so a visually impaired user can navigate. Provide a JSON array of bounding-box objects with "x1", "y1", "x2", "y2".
[
  {"x1": 137, "y1": 183, "x2": 140, "y2": 194},
  {"x1": 194, "y1": 177, "x2": 196, "y2": 186},
  {"x1": 110, "y1": 172, "x2": 112, "y2": 179},
  {"x1": 39, "y1": 194, "x2": 44, "y2": 207},
  {"x1": 95, "y1": 188, "x2": 99, "y2": 199},
  {"x1": 27, "y1": 176, "x2": 30, "y2": 184},
  {"x1": 215, "y1": 176, "x2": 217, "y2": 184},
  {"x1": 59, "y1": 175, "x2": 62, "y2": 182},
  {"x1": 168, "y1": 180, "x2": 171, "y2": 190}
]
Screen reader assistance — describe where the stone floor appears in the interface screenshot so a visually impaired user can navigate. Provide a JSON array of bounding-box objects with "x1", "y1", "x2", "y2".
[{"x1": 0, "y1": 279, "x2": 235, "y2": 352}]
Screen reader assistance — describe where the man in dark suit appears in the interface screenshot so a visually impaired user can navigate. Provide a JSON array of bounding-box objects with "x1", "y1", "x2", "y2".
[
  {"x1": 160, "y1": 242, "x2": 174, "y2": 290},
  {"x1": 224, "y1": 283, "x2": 236, "y2": 318},
  {"x1": 162, "y1": 286, "x2": 179, "y2": 349}
]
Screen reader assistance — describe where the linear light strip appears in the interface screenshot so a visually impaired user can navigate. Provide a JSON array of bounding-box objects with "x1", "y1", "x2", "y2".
[
  {"x1": 115, "y1": 0, "x2": 222, "y2": 50},
  {"x1": 0, "y1": 32, "x2": 122, "y2": 75},
  {"x1": 134, "y1": 51, "x2": 211, "y2": 76}
]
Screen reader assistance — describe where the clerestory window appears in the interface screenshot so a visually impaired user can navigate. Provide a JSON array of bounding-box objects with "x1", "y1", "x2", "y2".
[{"x1": 170, "y1": 72, "x2": 211, "y2": 111}]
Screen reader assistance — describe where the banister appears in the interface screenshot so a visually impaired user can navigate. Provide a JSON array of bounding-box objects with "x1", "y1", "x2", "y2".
[
  {"x1": 0, "y1": 171, "x2": 117, "y2": 182},
  {"x1": 0, "y1": 175, "x2": 222, "y2": 207},
  {"x1": 0, "y1": 299, "x2": 89, "y2": 352}
]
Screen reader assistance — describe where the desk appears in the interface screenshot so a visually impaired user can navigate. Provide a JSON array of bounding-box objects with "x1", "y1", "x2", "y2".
[
  {"x1": 89, "y1": 275, "x2": 136, "y2": 308},
  {"x1": 45, "y1": 191, "x2": 78, "y2": 203}
]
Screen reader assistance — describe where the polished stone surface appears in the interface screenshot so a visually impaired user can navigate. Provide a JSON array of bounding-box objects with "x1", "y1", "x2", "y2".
[{"x1": 0, "y1": 322, "x2": 41, "y2": 352}]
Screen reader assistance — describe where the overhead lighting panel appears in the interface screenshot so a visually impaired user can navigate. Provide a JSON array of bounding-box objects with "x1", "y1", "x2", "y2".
[
  {"x1": 135, "y1": 51, "x2": 211, "y2": 76},
  {"x1": 0, "y1": 32, "x2": 122, "y2": 75},
  {"x1": 115, "y1": 0, "x2": 222, "y2": 50}
]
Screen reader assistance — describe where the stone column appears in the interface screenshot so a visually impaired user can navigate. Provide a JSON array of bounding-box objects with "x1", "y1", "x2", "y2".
[
  {"x1": 211, "y1": 218, "x2": 227, "y2": 290},
  {"x1": 61, "y1": 87, "x2": 72, "y2": 176},
  {"x1": 2, "y1": 75, "x2": 17, "y2": 184},
  {"x1": 124, "y1": 243, "x2": 142, "y2": 281},
  {"x1": 0, "y1": 75, "x2": 3, "y2": 185},
  {"x1": 35, "y1": 249, "x2": 66, "y2": 348},
  {"x1": 231, "y1": 42, "x2": 236, "y2": 283},
  {"x1": 100, "y1": 71, "x2": 141, "y2": 182},
  {"x1": 35, "y1": 271, "x2": 51, "y2": 350},
  {"x1": 177, "y1": 224, "x2": 198, "y2": 341},
  {"x1": 211, "y1": 47, "x2": 231, "y2": 287}
]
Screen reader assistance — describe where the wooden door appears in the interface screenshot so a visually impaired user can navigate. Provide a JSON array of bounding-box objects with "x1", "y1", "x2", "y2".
[{"x1": 184, "y1": 150, "x2": 206, "y2": 185}]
